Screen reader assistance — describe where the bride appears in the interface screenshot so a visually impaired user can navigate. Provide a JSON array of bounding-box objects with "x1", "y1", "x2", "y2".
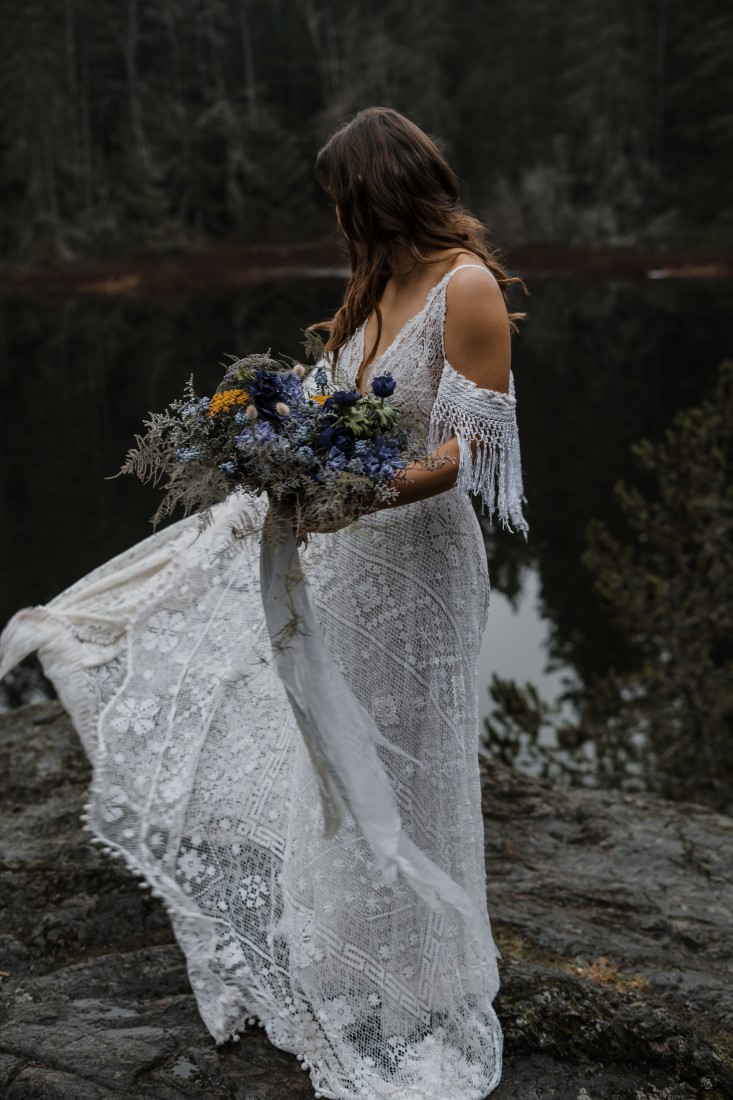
[{"x1": 0, "y1": 106, "x2": 528, "y2": 1099}]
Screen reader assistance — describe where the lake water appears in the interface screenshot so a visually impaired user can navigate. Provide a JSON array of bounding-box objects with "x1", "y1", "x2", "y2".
[{"x1": 1, "y1": 274, "x2": 731, "y2": 755}]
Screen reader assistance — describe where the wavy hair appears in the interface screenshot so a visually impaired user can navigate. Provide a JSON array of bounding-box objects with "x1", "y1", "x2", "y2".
[{"x1": 309, "y1": 106, "x2": 527, "y2": 371}]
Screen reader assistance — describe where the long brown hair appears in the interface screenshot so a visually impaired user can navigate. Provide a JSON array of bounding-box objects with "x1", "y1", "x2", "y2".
[{"x1": 309, "y1": 106, "x2": 527, "y2": 371}]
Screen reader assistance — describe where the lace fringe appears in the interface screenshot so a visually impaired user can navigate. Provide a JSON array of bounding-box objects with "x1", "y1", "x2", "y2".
[{"x1": 428, "y1": 364, "x2": 529, "y2": 540}]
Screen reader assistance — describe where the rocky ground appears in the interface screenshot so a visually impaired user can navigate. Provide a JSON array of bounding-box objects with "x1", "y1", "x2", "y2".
[{"x1": 0, "y1": 701, "x2": 731, "y2": 1100}]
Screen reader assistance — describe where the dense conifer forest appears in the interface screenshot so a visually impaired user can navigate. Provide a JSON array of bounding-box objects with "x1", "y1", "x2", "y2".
[{"x1": 2, "y1": 0, "x2": 732, "y2": 261}]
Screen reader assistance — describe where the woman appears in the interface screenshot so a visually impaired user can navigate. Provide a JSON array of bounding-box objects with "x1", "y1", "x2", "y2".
[{"x1": 0, "y1": 107, "x2": 528, "y2": 1099}]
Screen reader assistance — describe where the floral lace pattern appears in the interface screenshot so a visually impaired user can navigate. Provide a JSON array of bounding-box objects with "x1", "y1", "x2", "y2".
[{"x1": 0, "y1": 264, "x2": 530, "y2": 1099}]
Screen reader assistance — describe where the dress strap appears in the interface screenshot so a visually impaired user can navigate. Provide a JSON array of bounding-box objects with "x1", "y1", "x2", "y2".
[{"x1": 442, "y1": 263, "x2": 492, "y2": 283}]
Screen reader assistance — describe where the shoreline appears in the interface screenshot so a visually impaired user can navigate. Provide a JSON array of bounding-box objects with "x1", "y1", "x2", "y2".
[{"x1": 0, "y1": 240, "x2": 731, "y2": 298}]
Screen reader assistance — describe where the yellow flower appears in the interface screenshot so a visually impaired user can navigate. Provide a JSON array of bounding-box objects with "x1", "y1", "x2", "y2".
[
  {"x1": 309, "y1": 393, "x2": 331, "y2": 405},
  {"x1": 207, "y1": 389, "x2": 249, "y2": 417}
]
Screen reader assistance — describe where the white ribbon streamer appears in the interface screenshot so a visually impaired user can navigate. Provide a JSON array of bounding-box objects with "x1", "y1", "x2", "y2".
[{"x1": 259, "y1": 504, "x2": 490, "y2": 932}]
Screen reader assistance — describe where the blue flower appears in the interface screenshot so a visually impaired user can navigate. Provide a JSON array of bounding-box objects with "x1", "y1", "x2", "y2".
[
  {"x1": 277, "y1": 371, "x2": 306, "y2": 412},
  {"x1": 175, "y1": 446, "x2": 201, "y2": 463},
  {"x1": 318, "y1": 424, "x2": 354, "y2": 453},
  {"x1": 345, "y1": 433, "x2": 404, "y2": 483},
  {"x1": 234, "y1": 428, "x2": 254, "y2": 449},
  {"x1": 253, "y1": 420, "x2": 277, "y2": 442},
  {"x1": 325, "y1": 447, "x2": 349, "y2": 471},
  {"x1": 331, "y1": 389, "x2": 362, "y2": 408},
  {"x1": 218, "y1": 460, "x2": 237, "y2": 476},
  {"x1": 371, "y1": 374, "x2": 396, "y2": 398},
  {"x1": 248, "y1": 369, "x2": 303, "y2": 422},
  {"x1": 287, "y1": 421, "x2": 313, "y2": 445}
]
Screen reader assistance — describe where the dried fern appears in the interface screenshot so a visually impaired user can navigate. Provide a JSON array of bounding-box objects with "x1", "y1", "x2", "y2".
[{"x1": 302, "y1": 329, "x2": 327, "y2": 363}]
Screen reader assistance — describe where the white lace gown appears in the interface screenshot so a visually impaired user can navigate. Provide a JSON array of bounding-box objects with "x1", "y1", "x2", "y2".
[{"x1": 0, "y1": 264, "x2": 528, "y2": 1100}]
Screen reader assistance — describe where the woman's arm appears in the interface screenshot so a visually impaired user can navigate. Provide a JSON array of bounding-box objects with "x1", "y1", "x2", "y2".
[{"x1": 372, "y1": 266, "x2": 512, "y2": 511}]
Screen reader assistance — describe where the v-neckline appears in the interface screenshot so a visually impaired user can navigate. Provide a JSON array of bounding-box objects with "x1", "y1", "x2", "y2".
[{"x1": 354, "y1": 269, "x2": 453, "y2": 391}]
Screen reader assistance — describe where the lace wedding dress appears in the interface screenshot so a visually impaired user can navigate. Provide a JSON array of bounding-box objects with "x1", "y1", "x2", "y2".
[{"x1": 0, "y1": 264, "x2": 528, "y2": 1099}]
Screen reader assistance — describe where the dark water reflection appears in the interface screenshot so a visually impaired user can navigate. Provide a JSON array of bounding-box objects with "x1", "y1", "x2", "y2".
[{"x1": 1, "y1": 276, "x2": 731, "y2": 715}]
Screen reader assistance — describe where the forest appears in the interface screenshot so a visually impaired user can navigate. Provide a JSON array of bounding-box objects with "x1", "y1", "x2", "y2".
[{"x1": 2, "y1": 0, "x2": 732, "y2": 262}]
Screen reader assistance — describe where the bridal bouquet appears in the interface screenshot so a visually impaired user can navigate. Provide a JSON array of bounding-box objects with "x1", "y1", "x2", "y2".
[{"x1": 120, "y1": 334, "x2": 428, "y2": 544}]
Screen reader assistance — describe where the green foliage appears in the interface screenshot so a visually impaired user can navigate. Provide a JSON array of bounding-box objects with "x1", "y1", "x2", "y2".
[
  {"x1": 484, "y1": 361, "x2": 733, "y2": 812},
  {"x1": 0, "y1": 0, "x2": 730, "y2": 259}
]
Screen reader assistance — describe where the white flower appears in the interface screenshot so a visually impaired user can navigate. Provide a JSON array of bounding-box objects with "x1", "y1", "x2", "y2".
[
  {"x1": 246, "y1": 404, "x2": 258, "y2": 422},
  {"x1": 275, "y1": 401, "x2": 290, "y2": 416},
  {"x1": 372, "y1": 695, "x2": 399, "y2": 726},
  {"x1": 318, "y1": 996, "x2": 354, "y2": 1031},
  {"x1": 177, "y1": 849, "x2": 206, "y2": 881},
  {"x1": 141, "y1": 610, "x2": 185, "y2": 654},
  {"x1": 110, "y1": 696, "x2": 161, "y2": 736},
  {"x1": 159, "y1": 776, "x2": 186, "y2": 804},
  {"x1": 238, "y1": 873, "x2": 268, "y2": 909},
  {"x1": 292, "y1": 363, "x2": 305, "y2": 378},
  {"x1": 353, "y1": 578, "x2": 383, "y2": 615}
]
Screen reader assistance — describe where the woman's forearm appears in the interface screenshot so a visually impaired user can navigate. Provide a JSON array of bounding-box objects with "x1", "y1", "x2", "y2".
[{"x1": 372, "y1": 437, "x2": 461, "y2": 510}]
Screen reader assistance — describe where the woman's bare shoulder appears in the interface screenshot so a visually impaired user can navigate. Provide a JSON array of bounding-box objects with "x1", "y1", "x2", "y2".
[
  {"x1": 442, "y1": 255, "x2": 511, "y2": 392},
  {"x1": 445, "y1": 254, "x2": 505, "y2": 312}
]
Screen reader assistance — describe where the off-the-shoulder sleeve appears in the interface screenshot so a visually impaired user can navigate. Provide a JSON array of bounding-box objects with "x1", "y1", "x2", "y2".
[{"x1": 427, "y1": 361, "x2": 529, "y2": 539}]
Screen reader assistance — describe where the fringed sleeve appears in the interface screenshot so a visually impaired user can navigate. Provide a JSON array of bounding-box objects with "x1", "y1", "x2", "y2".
[{"x1": 427, "y1": 361, "x2": 529, "y2": 539}]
